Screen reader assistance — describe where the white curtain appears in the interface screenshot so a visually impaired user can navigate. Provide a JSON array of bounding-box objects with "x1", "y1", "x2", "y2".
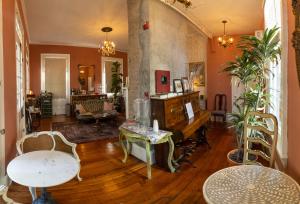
[{"x1": 264, "y1": 0, "x2": 288, "y2": 162}]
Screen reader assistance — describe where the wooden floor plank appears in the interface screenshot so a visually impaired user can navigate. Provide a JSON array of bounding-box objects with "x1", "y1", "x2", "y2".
[{"x1": 6, "y1": 117, "x2": 235, "y2": 204}]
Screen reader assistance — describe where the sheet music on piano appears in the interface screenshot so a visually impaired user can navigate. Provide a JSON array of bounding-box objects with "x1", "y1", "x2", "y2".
[{"x1": 185, "y1": 102, "x2": 194, "y2": 120}]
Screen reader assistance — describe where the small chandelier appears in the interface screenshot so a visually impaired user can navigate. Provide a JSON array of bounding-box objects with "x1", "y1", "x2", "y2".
[
  {"x1": 218, "y1": 20, "x2": 234, "y2": 48},
  {"x1": 99, "y1": 27, "x2": 115, "y2": 56},
  {"x1": 162, "y1": 0, "x2": 192, "y2": 8}
]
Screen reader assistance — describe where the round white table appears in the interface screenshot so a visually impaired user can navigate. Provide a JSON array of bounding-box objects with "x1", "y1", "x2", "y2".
[
  {"x1": 203, "y1": 165, "x2": 300, "y2": 204},
  {"x1": 7, "y1": 150, "x2": 79, "y2": 204}
]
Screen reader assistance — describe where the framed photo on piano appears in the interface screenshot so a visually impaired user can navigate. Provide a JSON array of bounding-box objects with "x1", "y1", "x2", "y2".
[
  {"x1": 173, "y1": 79, "x2": 183, "y2": 93},
  {"x1": 181, "y1": 77, "x2": 190, "y2": 92}
]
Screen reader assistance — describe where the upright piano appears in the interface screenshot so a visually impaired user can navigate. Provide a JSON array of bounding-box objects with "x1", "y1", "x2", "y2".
[{"x1": 151, "y1": 91, "x2": 210, "y2": 169}]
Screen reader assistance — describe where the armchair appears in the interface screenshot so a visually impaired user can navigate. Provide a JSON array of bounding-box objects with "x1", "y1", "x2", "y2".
[{"x1": 16, "y1": 131, "x2": 82, "y2": 201}]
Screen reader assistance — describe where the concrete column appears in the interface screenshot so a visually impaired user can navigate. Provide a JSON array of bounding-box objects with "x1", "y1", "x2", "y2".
[{"x1": 127, "y1": 0, "x2": 150, "y2": 116}]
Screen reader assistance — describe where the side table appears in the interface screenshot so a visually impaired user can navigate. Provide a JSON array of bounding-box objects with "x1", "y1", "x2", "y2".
[{"x1": 119, "y1": 122, "x2": 175, "y2": 179}]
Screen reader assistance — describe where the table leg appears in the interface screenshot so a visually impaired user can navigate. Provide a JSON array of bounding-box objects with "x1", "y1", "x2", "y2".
[
  {"x1": 119, "y1": 133, "x2": 128, "y2": 163},
  {"x1": 33, "y1": 188, "x2": 56, "y2": 204},
  {"x1": 29, "y1": 186, "x2": 37, "y2": 201},
  {"x1": 145, "y1": 141, "x2": 152, "y2": 179},
  {"x1": 168, "y1": 136, "x2": 176, "y2": 173}
]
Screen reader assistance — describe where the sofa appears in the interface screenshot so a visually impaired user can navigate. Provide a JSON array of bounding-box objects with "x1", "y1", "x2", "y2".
[{"x1": 74, "y1": 99, "x2": 116, "y2": 121}]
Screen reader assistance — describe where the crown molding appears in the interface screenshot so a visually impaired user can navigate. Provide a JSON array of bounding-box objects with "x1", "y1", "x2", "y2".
[{"x1": 29, "y1": 41, "x2": 128, "y2": 53}]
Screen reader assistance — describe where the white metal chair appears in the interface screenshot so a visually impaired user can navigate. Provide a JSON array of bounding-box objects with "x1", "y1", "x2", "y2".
[
  {"x1": 243, "y1": 112, "x2": 278, "y2": 168},
  {"x1": 16, "y1": 131, "x2": 82, "y2": 201},
  {"x1": 0, "y1": 184, "x2": 21, "y2": 204}
]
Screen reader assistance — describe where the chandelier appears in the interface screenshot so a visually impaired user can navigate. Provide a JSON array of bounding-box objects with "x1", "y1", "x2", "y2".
[
  {"x1": 162, "y1": 0, "x2": 192, "y2": 8},
  {"x1": 99, "y1": 27, "x2": 115, "y2": 56},
  {"x1": 217, "y1": 20, "x2": 234, "y2": 48}
]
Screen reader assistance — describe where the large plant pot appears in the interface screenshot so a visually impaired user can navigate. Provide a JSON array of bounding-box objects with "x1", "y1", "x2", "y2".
[
  {"x1": 227, "y1": 148, "x2": 258, "y2": 166},
  {"x1": 227, "y1": 149, "x2": 243, "y2": 166}
]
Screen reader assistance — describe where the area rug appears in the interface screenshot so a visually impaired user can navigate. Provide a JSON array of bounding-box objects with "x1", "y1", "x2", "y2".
[{"x1": 52, "y1": 121, "x2": 120, "y2": 144}]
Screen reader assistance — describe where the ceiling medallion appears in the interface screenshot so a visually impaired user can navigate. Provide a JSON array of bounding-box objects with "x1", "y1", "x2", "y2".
[
  {"x1": 99, "y1": 27, "x2": 116, "y2": 56},
  {"x1": 162, "y1": 0, "x2": 192, "y2": 8},
  {"x1": 217, "y1": 20, "x2": 234, "y2": 48}
]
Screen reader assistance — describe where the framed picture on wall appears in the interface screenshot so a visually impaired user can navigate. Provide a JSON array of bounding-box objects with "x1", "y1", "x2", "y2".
[
  {"x1": 155, "y1": 70, "x2": 170, "y2": 93},
  {"x1": 292, "y1": 1, "x2": 300, "y2": 86},
  {"x1": 173, "y1": 79, "x2": 183, "y2": 93},
  {"x1": 181, "y1": 77, "x2": 189, "y2": 92},
  {"x1": 189, "y1": 62, "x2": 205, "y2": 91}
]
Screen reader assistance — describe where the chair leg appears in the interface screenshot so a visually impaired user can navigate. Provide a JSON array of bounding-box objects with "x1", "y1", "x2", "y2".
[
  {"x1": 77, "y1": 169, "x2": 82, "y2": 181},
  {"x1": 29, "y1": 186, "x2": 37, "y2": 201},
  {"x1": 196, "y1": 126, "x2": 211, "y2": 149},
  {"x1": 1, "y1": 185, "x2": 21, "y2": 204}
]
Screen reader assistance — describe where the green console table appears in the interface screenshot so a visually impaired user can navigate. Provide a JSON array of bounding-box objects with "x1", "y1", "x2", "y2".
[{"x1": 119, "y1": 122, "x2": 176, "y2": 179}]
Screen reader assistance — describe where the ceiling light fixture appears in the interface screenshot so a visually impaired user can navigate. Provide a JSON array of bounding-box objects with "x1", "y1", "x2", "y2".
[
  {"x1": 162, "y1": 0, "x2": 192, "y2": 8},
  {"x1": 217, "y1": 20, "x2": 234, "y2": 48},
  {"x1": 99, "y1": 27, "x2": 115, "y2": 56}
]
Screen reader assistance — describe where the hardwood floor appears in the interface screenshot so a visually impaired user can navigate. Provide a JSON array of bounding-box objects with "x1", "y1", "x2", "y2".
[{"x1": 6, "y1": 117, "x2": 235, "y2": 204}]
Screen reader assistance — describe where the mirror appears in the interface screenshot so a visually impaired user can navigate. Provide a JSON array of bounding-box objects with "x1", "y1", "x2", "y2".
[
  {"x1": 78, "y1": 64, "x2": 95, "y2": 93},
  {"x1": 292, "y1": 0, "x2": 300, "y2": 86}
]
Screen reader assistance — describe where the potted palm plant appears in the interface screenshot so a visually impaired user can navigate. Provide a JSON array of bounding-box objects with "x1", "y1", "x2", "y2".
[{"x1": 224, "y1": 27, "x2": 281, "y2": 165}]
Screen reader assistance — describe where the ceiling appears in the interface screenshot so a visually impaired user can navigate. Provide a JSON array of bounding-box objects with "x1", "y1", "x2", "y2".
[
  {"x1": 24, "y1": 0, "x2": 129, "y2": 50},
  {"x1": 174, "y1": 0, "x2": 264, "y2": 36},
  {"x1": 24, "y1": 0, "x2": 264, "y2": 51}
]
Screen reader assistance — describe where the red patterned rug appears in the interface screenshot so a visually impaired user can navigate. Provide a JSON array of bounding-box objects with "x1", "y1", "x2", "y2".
[{"x1": 52, "y1": 120, "x2": 121, "y2": 144}]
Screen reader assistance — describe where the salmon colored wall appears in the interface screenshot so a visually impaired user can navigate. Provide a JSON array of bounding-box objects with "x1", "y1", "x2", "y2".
[
  {"x1": 287, "y1": 0, "x2": 300, "y2": 182},
  {"x1": 29, "y1": 44, "x2": 128, "y2": 95},
  {"x1": 3, "y1": 0, "x2": 29, "y2": 166},
  {"x1": 207, "y1": 35, "x2": 244, "y2": 112}
]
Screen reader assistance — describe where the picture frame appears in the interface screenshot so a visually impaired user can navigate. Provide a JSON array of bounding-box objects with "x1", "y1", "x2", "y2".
[
  {"x1": 181, "y1": 77, "x2": 189, "y2": 92},
  {"x1": 78, "y1": 64, "x2": 96, "y2": 92},
  {"x1": 173, "y1": 79, "x2": 183, "y2": 93},
  {"x1": 292, "y1": 0, "x2": 300, "y2": 86},
  {"x1": 155, "y1": 70, "x2": 171, "y2": 94},
  {"x1": 189, "y1": 62, "x2": 205, "y2": 91}
]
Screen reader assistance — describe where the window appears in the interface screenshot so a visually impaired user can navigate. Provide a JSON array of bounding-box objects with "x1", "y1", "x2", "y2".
[
  {"x1": 16, "y1": 7, "x2": 25, "y2": 140},
  {"x1": 16, "y1": 21, "x2": 23, "y2": 113},
  {"x1": 264, "y1": 0, "x2": 288, "y2": 162},
  {"x1": 25, "y1": 44, "x2": 30, "y2": 94}
]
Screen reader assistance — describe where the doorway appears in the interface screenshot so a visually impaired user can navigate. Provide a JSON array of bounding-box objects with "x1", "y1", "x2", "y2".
[
  {"x1": 41, "y1": 54, "x2": 70, "y2": 115},
  {"x1": 101, "y1": 57, "x2": 123, "y2": 94}
]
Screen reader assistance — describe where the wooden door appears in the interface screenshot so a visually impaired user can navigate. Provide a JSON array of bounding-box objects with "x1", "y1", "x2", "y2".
[{"x1": 0, "y1": 0, "x2": 6, "y2": 183}]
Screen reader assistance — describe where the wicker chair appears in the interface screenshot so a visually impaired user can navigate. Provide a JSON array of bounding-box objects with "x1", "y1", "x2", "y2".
[
  {"x1": 16, "y1": 131, "x2": 82, "y2": 201},
  {"x1": 243, "y1": 112, "x2": 278, "y2": 168}
]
